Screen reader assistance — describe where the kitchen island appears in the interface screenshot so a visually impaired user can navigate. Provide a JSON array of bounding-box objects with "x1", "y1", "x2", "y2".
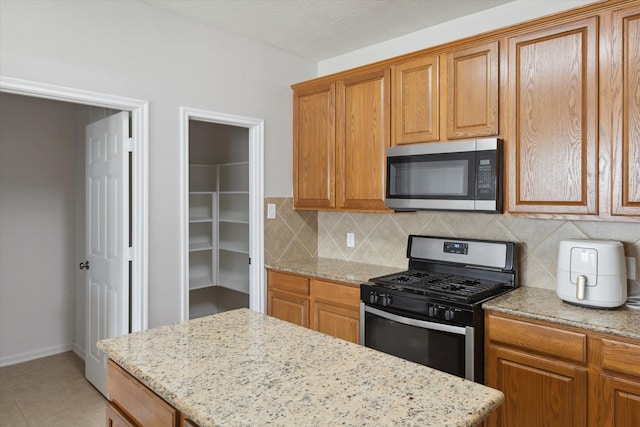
[{"x1": 98, "y1": 308, "x2": 503, "y2": 426}]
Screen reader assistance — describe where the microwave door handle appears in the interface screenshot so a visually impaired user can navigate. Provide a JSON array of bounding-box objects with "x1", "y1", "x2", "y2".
[{"x1": 364, "y1": 305, "x2": 466, "y2": 335}]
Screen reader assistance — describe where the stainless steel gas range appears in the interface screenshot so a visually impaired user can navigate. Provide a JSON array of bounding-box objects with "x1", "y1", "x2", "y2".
[{"x1": 360, "y1": 235, "x2": 518, "y2": 383}]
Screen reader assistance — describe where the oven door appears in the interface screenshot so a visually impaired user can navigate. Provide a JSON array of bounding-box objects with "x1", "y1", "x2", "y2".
[{"x1": 360, "y1": 303, "x2": 478, "y2": 382}]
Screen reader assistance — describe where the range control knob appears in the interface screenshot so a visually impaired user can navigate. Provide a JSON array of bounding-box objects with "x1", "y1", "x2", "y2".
[
  {"x1": 444, "y1": 309, "x2": 456, "y2": 321},
  {"x1": 428, "y1": 305, "x2": 439, "y2": 317},
  {"x1": 380, "y1": 294, "x2": 392, "y2": 307},
  {"x1": 369, "y1": 292, "x2": 378, "y2": 304}
]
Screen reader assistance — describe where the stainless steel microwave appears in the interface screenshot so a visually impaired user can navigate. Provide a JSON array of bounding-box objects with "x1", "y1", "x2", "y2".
[{"x1": 385, "y1": 138, "x2": 503, "y2": 212}]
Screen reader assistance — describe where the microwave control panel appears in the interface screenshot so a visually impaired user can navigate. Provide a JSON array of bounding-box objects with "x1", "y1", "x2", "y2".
[{"x1": 475, "y1": 152, "x2": 497, "y2": 200}]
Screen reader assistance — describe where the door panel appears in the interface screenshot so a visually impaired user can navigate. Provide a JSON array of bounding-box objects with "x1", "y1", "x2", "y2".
[
  {"x1": 611, "y1": 6, "x2": 640, "y2": 215},
  {"x1": 507, "y1": 18, "x2": 598, "y2": 214},
  {"x1": 85, "y1": 111, "x2": 130, "y2": 397},
  {"x1": 293, "y1": 81, "x2": 336, "y2": 209},
  {"x1": 336, "y1": 68, "x2": 390, "y2": 211}
]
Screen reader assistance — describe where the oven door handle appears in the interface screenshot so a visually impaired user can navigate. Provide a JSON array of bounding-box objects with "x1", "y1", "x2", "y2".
[{"x1": 363, "y1": 304, "x2": 466, "y2": 335}]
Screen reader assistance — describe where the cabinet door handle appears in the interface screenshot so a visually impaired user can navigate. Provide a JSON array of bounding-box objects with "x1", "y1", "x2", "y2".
[{"x1": 79, "y1": 261, "x2": 90, "y2": 270}]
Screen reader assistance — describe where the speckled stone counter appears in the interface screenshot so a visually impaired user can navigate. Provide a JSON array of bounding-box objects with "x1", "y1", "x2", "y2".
[
  {"x1": 266, "y1": 257, "x2": 403, "y2": 286},
  {"x1": 98, "y1": 309, "x2": 503, "y2": 427},
  {"x1": 483, "y1": 287, "x2": 640, "y2": 340}
]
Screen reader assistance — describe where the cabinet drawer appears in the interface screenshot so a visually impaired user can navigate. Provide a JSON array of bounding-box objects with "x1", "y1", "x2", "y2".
[
  {"x1": 487, "y1": 314, "x2": 587, "y2": 363},
  {"x1": 267, "y1": 270, "x2": 309, "y2": 296},
  {"x1": 106, "y1": 401, "x2": 137, "y2": 427},
  {"x1": 107, "y1": 360, "x2": 178, "y2": 427},
  {"x1": 311, "y1": 279, "x2": 360, "y2": 308},
  {"x1": 601, "y1": 338, "x2": 640, "y2": 378}
]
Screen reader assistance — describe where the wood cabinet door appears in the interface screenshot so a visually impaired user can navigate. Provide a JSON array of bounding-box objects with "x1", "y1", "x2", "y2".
[
  {"x1": 310, "y1": 279, "x2": 360, "y2": 344},
  {"x1": 601, "y1": 375, "x2": 640, "y2": 427},
  {"x1": 267, "y1": 290, "x2": 310, "y2": 327},
  {"x1": 392, "y1": 55, "x2": 439, "y2": 144},
  {"x1": 447, "y1": 41, "x2": 499, "y2": 139},
  {"x1": 311, "y1": 301, "x2": 360, "y2": 344},
  {"x1": 610, "y1": 5, "x2": 640, "y2": 216},
  {"x1": 293, "y1": 81, "x2": 336, "y2": 209},
  {"x1": 507, "y1": 18, "x2": 598, "y2": 215},
  {"x1": 485, "y1": 345, "x2": 588, "y2": 427},
  {"x1": 106, "y1": 401, "x2": 137, "y2": 427},
  {"x1": 107, "y1": 360, "x2": 178, "y2": 427},
  {"x1": 336, "y1": 68, "x2": 391, "y2": 211}
]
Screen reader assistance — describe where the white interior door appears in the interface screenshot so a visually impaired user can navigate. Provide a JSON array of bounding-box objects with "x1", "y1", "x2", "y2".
[{"x1": 84, "y1": 111, "x2": 130, "y2": 396}]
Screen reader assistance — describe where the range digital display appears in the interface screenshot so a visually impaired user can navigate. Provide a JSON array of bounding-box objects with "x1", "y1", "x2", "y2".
[{"x1": 443, "y1": 241, "x2": 469, "y2": 255}]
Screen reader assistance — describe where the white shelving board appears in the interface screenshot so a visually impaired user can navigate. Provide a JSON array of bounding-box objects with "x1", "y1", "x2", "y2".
[{"x1": 188, "y1": 162, "x2": 249, "y2": 318}]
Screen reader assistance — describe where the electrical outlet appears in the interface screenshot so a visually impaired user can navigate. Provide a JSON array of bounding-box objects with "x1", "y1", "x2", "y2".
[
  {"x1": 347, "y1": 232, "x2": 355, "y2": 248},
  {"x1": 626, "y1": 257, "x2": 637, "y2": 280},
  {"x1": 267, "y1": 203, "x2": 276, "y2": 219}
]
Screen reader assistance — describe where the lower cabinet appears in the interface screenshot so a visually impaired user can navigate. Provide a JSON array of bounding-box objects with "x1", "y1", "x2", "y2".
[
  {"x1": 106, "y1": 401, "x2": 136, "y2": 427},
  {"x1": 599, "y1": 338, "x2": 640, "y2": 426},
  {"x1": 267, "y1": 270, "x2": 360, "y2": 344},
  {"x1": 310, "y1": 279, "x2": 360, "y2": 343},
  {"x1": 486, "y1": 345, "x2": 588, "y2": 426},
  {"x1": 266, "y1": 270, "x2": 310, "y2": 328},
  {"x1": 106, "y1": 360, "x2": 198, "y2": 427},
  {"x1": 485, "y1": 311, "x2": 640, "y2": 427}
]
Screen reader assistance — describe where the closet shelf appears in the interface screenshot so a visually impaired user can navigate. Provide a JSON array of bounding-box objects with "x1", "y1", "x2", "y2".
[
  {"x1": 189, "y1": 276, "x2": 214, "y2": 291},
  {"x1": 189, "y1": 217, "x2": 213, "y2": 223},
  {"x1": 219, "y1": 217, "x2": 249, "y2": 224},
  {"x1": 189, "y1": 160, "x2": 249, "y2": 318},
  {"x1": 189, "y1": 242, "x2": 213, "y2": 252},
  {"x1": 219, "y1": 242, "x2": 249, "y2": 254}
]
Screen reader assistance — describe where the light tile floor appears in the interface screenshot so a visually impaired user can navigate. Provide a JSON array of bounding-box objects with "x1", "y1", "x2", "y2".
[{"x1": 0, "y1": 351, "x2": 105, "y2": 426}]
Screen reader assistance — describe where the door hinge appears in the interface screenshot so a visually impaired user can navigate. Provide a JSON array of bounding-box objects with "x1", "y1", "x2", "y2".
[
  {"x1": 125, "y1": 137, "x2": 134, "y2": 153},
  {"x1": 125, "y1": 247, "x2": 133, "y2": 262},
  {"x1": 248, "y1": 257, "x2": 251, "y2": 265}
]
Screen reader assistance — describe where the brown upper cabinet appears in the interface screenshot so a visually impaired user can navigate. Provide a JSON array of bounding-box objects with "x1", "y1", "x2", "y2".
[
  {"x1": 292, "y1": 0, "x2": 639, "y2": 221},
  {"x1": 609, "y1": 5, "x2": 640, "y2": 217},
  {"x1": 446, "y1": 41, "x2": 500, "y2": 139},
  {"x1": 292, "y1": 80, "x2": 335, "y2": 209},
  {"x1": 507, "y1": 17, "x2": 598, "y2": 215},
  {"x1": 293, "y1": 67, "x2": 391, "y2": 212},
  {"x1": 391, "y1": 41, "x2": 499, "y2": 146},
  {"x1": 392, "y1": 55, "x2": 440, "y2": 144}
]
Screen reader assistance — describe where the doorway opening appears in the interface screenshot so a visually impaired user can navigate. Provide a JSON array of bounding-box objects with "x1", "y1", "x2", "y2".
[
  {"x1": 180, "y1": 108, "x2": 264, "y2": 321},
  {"x1": 0, "y1": 77, "x2": 149, "y2": 370}
]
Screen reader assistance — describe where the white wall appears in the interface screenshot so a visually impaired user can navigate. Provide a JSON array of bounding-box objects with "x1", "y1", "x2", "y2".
[
  {"x1": 318, "y1": 0, "x2": 600, "y2": 75},
  {"x1": 0, "y1": 0, "x2": 316, "y2": 328},
  {"x1": 189, "y1": 121, "x2": 248, "y2": 165},
  {"x1": 0, "y1": 94, "x2": 78, "y2": 365}
]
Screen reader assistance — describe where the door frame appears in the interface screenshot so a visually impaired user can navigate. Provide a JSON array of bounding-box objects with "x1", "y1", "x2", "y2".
[
  {"x1": 179, "y1": 107, "x2": 265, "y2": 320},
  {"x1": 0, "y1": 76, "x2": 150, "y2": 333}
]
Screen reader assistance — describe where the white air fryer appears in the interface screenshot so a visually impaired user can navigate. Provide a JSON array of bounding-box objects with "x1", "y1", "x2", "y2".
[{"x1": 557, "y1": 239, "x2": 627, "y2": 308}]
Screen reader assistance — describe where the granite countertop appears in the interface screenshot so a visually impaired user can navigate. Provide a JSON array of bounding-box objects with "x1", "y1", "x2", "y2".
[
  {"x1": 483, "y1": 287, "x2": 640, "y2": 340},
  {"x1": 98, "y1": 309, "x2": 504, "y2": 427},
  {"x1": 266, "y1": 257, "x2": 403, "y2": 285}
]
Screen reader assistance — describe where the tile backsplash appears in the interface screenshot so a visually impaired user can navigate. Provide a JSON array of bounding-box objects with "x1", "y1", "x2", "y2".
[{"x1": 265, "y1": 198, "x2": 640, "y2": 294}]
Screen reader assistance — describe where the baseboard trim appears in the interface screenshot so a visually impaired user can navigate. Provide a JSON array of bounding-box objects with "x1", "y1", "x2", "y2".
[
  {"x1": 0, "y1": 343, "x2": 74, "y2": 367},
  {"x1": 72, "y1": 343, "x2": 85, "y2": 361}
]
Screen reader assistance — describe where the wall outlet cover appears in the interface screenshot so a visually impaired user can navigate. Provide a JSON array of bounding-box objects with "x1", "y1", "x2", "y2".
[
  {"x1": 267, "y1": 203, "x2": 276, "y2": 219},
  {"x1": 347, "y1": 232, "x2": 355, "y2": 248},
  {"x1": 626, "y1": 257, "x2": 636, "y2": 281}
]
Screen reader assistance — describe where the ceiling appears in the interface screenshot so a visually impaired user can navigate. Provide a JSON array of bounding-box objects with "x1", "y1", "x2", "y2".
[{"x1": 139, "y1": 0, "x2": 515, "y2": 61}]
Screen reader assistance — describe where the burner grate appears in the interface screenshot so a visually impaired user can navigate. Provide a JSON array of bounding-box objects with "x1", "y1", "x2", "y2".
[{"x1": 372, "y1": 270, "x2": 507, "y2": 303}]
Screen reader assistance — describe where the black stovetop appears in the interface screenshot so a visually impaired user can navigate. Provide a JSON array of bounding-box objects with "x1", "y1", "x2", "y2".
[{"x1": 370, "y1": 269, "x2": 509, "y2": 304}]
